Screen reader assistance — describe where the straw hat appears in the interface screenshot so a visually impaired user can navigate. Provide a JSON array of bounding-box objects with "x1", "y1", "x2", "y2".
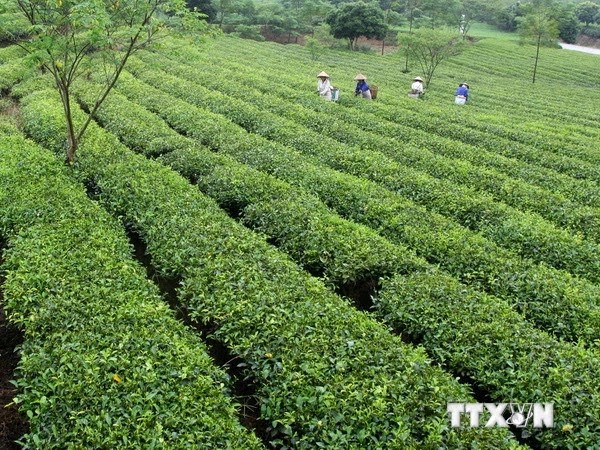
[
  {"x1": 317, "y1": 71, "x2": 329, "y2": 78},
  {"x1": 461, "y1": 82, "x2": 470, "y2": 88},
  {"x1": 413, "y1": 76, "x2": 423, "y2": 82},
  {"x1": 354, "y1": 73, "x2": 367, "y2": 81}
]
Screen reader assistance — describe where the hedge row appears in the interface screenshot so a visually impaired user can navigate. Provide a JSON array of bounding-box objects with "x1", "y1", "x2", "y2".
[
  {"x1": 186, "y1": 36, "x2": 600, "y2": 168},
  {"x1": 0, "y1": 56, "x2": 34, "y2": 91},
  {"x1": 19, "y1": 87, "x2": 523, "y2": 449},
  {"x1": 152, "y1": 40, "x2": 600, "y2": 209},
  {"x1": 0, "y1": 131, "x2": 262, "y2": 449},
  {"x1": 141, "y1": 49, "x2": 600, "y2": 243},
  {"x1": 126, "y1": 56, "x2": 600, "y2": 285},
  {"x1": 112, "y1": 71, "x2": 600, "y2": 345},
  {"x1": 75, "y1": 81, "x2": 600, "y2": 449},
  {"x1": 377, "y1": 270, "x2": 600, "y2": 449},
  {"x1": 74, "y1": 80, "x2": 425, "y2": 285}
]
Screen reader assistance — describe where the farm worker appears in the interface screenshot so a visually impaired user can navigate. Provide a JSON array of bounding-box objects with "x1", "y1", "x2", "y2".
[
  {"x1": 317, "y1": 71, "x2": 332, "y2": 101},
  {"x1": 354, "y1": 73, "x2": 372, "y2": 100},
  {"x1": 410, "y1": 76, "x2": 425, "y2": 98},
  {"x1": 455, "y1": 82, "x2": 469, "y2": 104}
]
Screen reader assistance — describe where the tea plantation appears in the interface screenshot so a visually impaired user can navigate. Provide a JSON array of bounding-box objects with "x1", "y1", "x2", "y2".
[{"x1": 1, "y1": 26, "x2": 600, "y2": 449}]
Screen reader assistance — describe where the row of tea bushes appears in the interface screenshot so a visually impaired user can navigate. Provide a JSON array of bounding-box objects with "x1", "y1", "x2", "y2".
[
  {"x1": 0, "y1": 129, "x2": 262, "y2": 449},
  {"x1": 376, "y1": 270, "x2": 600, "y2": 450},
  {"x1": 127, "y1": 56, "x2": 600, "y2": 286},
  {"x1": 185, "y1": 36, "x2": 600, "y2": 169},
  {"x1": 76, "y1": 77, "x2": 423, "y2": 285},
  {"x1": 19, "y1": 88, "x2": 521, "y2": 449},
  {"x1": 78, "y1": 83, "x2": 600, "y2": 449},
  {"x1": 147, "y1": 49, "x2": 600, "y2": 244},
  {"x1": 113, "y1": 72, "x2": 600, "y2": 346}
]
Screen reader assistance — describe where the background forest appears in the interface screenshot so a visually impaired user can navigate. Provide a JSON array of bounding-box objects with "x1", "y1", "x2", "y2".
[{"x1": 186, "y1": 0, "x2": 600, "y2": 48}]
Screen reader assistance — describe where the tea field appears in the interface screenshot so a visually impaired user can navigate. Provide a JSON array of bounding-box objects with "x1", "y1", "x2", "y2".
[{"x1": 1, "y1": 28, "x2": 600, "y2": 449}]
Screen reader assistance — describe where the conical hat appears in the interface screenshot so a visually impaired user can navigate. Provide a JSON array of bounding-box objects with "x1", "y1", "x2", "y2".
[
  {"x1": 317, "y1": 71, "x2": 329, "y2": 78},
  {"x1": 413, "y1": 76, "x2": 423, "y2": 81},
  {"x1": 354, "y1": 73, "x2": 367, "y2": 81}
]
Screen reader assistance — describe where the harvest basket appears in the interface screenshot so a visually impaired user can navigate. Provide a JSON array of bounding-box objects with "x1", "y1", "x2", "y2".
[
  {"x1": 331, "y1": 87, "x2": 340, "y2": 102},
  {"x1": 369, "y1": 84, "x2": 378, "y2": 100}
]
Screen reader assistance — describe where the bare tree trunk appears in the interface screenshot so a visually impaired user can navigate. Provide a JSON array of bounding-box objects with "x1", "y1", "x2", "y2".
[
  {"x1": 404, "y1": 14, "x2": 414, "y2": 72},
  {"x1": 533, "y1": 33, "x2": 541, "y2": 84},
  {"x1": 61, "y1": 87, "x2": 78, "y2": 164}
]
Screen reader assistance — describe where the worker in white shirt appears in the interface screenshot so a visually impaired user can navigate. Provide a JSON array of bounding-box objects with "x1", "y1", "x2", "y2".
[
  {"x1": 409, "y1": 76, "x2": 425, "y2": 98},
  {"x1": 317, "y1": 71, "x2": 332, "y2": 101}
]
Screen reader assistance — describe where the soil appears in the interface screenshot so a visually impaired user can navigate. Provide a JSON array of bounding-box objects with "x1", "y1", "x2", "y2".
[
  {"x1": 260, "y1": 30, "x2": 399, "y2": 54},
  {"x1": 576, "y1": 35, "x2": 600, "y2": 49},
  {"x1": 0, "y1": 290, "x2": 27, "y2": 449}
]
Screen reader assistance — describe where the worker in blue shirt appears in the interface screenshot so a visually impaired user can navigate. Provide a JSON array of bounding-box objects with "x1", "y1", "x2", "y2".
[
  {"x1": 354, "y1": 73, "x2": 372, "y2": 100},
  {"x1": 454, "y1": 83, "x2": 469, "y2": 104}
]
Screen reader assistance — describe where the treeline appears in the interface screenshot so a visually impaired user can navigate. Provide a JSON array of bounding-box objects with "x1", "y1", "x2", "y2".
[{"x1": 185, "y1": 0, "x2": 600, "y2": 45}]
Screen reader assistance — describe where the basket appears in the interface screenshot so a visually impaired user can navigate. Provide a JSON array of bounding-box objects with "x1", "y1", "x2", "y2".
[
  {"x1": 369, "y1": 84, "x2": 378, "y2": 100},
  {"x1": 455, "y1": 95, "x2": 466, "y2": 105},
  {"x1": 331, "y1": 87, "x2": 340, "y2": 102}
]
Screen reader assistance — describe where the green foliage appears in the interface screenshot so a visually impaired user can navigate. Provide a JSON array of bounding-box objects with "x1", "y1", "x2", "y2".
[
  {"x1": 4, "y1": 0, "x2": 208, "y2": 162},
  {"x1": 326, "y1": 1, "x2": 387, "y2": 49},
  {"x1": 305, "y1": 35, "x2": 324, "y2": 59},
  {"x1": 576, "y1": 0, "x2": 600, "y2": 24},
  {"x1": 581, "y1": 22, "x2": 600, "y2": 36},
  {"x1": 0, "y1": 131, "x2": 261, "y2": 449},
  {"x1": 377, "y1": 271, "x2": 600, "y2": 450},
  {"x1": 113, "y1": 49, "x2": 600, "y2": 348},
  {"x1": 397, "y1": 27, "x2": 464, "y2": 86},
  {"x1": 233, "y1": 23, "x2": 265, "y2": 39},
  {"x1": 17, "y1": 86, "x2": 522, "y2": 449},
  {"x1": 556, "y1": 9, "x2": 581, "y2": 43}
]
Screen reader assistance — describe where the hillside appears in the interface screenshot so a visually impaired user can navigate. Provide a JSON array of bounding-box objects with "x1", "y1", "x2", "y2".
[{"x1": 1, "y1": 27, "x2": 600, "y2": 449}]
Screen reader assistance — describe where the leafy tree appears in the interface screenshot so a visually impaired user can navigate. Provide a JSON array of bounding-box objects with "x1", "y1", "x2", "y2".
[
  {"x1": 398, "y1": 0, "x2": 423, "y2": 71},
  {"x1": 326, "y1": 1, "x2": 387, "y2": 50},
  {"x1": 187, "y1": 0, "x2": 218, "y2": 22},
  {"x1": 305, "y1": 35, "x2": 325, "y2": 59},
  {"x1": 517, "y1": 0, "x2": 559, "y2": 84},
  {"x1": 397, "y1": 27, "x2": 464, "y2": 87},
  {"x1": 454, "y1": 0, "x2": 488, "y2": 38},
  {"x1": 6, "y1": 0, "x2": 206, "y2": 164},
  {"x1": 496, "y1": 2, "x2": 522, "y2": 31},
  {"x1": 553, "y1": 4, "x2": 580, "y2": 43},
  {"x1": 576, "y1": 1, "x2": 600, "y2": 25},
  {"x1": 419, "y1": 0, "x2": 459, "y2": 29}
]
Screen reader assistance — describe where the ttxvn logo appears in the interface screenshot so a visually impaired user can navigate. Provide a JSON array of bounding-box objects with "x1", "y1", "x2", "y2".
[{"x1": 447, "y1": 403, "x2": 554, "y2": 428}]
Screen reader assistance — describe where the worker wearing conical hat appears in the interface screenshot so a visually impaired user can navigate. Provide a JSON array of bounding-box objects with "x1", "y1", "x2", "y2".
[
  {"x1": 354, "y1": 73, "x2": 372, "y2": 100},
  {"x1": 454, "y1": 82, "x2": 470, "y2": 104},
  {"x1": 317, "y1": 71, "x2": 332, "y2": 101},
  {"x1": 410, "y1": 76, "x2": 425, "y2": 98}
]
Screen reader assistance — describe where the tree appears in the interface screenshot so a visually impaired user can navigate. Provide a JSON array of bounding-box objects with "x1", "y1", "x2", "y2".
[
  {"x1": 517, "y1": 0, "x2": 559, "y2": 84},
  {"x1": 215, "y1": 0, "x2": 237, "y2": 28},
  {"x1": 454, "y1": 0, "x2": 488, "y2": 39},
  {"x1": 553, "y1": 4, "x2": 580, "y2": 44},
  {"x1": 186, "y1": 0, "x2": 217, "y2": 22},
  {"x1": 419, "y1": 0, "x2": 459, "y2": 29},
  {"x1": 495, "y1": 2, "x2": 522, "y2": 32},
  {"x1": 326, "y1": 1, "x2": 387, "y2": 50},
  {"x1": 7, "y1": 0, "x2": 206, "y2": 164},
  {"x1": 397, "y1": 27, "x2": 464, "y2": 87},
  {"x1": 576, "y1": 1, "x2": 600, "y2": 25},
  {"x1": 399, "y1": 0, "x2": 423, "y2": 71}
]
